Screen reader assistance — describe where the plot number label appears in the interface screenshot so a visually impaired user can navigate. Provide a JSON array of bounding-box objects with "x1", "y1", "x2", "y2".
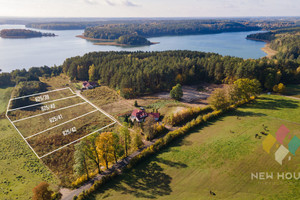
[
  {"x1": 62, "y1": 127, "x2": 77, "y2": 136},
  {"x1": 49, "y1": 114, "x2": 63, "y2": 123},
  {"x1": 41, "y1": 103, "x2": 56, "y2": 111},
  {"x1": 35, "y1": 94, "x2": 50, "y2": 102}
]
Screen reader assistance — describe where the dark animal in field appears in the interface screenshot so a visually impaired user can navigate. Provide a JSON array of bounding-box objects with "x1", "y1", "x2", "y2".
[
  {"x1": 230, "y1": 130, "x2": 235, "y2": 134},
  {"x1": 262, "y1": 124, "x2": 269, "y2": 131},
  {"x1": 210, "y1": 191, "x2": 216, "y2": 196},
  {"x1": 260, "y1": 131, "x2": 268, "y2": 136},
  {"x1": 255, "y1": 134, "x2": 262, "y2": 139}
]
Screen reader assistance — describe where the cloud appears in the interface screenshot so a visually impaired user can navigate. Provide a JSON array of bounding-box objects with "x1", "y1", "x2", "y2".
[
  {"x1": 122, "y1": 0, "x2": 139, "y2": 7},
  {"x1": 105, "y1": 0, "x2": 116, "y2": 6},
  {"x1": 84, "y1": 0, "x2": 98, "y2": 5},
  {"x1": 83, "y1": 0, "x2": 139, "y2": 7}
]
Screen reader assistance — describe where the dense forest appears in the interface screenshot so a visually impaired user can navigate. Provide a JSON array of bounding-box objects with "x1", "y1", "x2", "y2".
[
  {"x1": 270, "y1": 33, "x2": 300, "y2": 60},
  {"x1": 83, "y1": 21, "x2": 260, "y2": 40},
  {"x1": 247, "y1": 27, "x2": 300, "y2": 61},
  {"x1": 62, "y1": 51, "x2": 300, "y2": 98},
  {"x1": 0, "y1": 29, "x2": 55, "y2": 38},
  {"x1": 0, "y1": 66, "x2": 62, "y2": 87}
]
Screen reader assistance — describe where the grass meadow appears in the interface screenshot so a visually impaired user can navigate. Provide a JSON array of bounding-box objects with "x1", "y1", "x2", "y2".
[
  {"x1": 0, "y1": 87, "x2": 58, "y2": 200},
  {"x1": 86, "y1": 94, "x2": 300, "y2": 200}
]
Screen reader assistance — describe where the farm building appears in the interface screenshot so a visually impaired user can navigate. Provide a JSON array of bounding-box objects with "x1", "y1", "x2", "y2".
[
  {"x1": 82, "y1": 81, "x2": 98, "y2": 90},
  {"x1": 130, "y1": 108, "x2": 160, "y2": 122}
]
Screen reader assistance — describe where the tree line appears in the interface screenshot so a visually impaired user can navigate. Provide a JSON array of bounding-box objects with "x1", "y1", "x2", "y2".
[{"x1": 62, "y1": 50, "x2": 300, "y2": 98}]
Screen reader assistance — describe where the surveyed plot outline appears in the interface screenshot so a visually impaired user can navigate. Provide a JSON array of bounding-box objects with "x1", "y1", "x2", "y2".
[{"x1": 5, "y1": 87, "x2": 117, "y2": 159}]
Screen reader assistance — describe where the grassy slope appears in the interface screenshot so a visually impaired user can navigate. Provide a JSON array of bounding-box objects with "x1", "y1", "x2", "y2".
[
  {"x1": 89, "y1": 94, "x2": 300, "y2": 200},
  {"x1": 0, "y1": 87, "x2": 58, "y2": 200}
]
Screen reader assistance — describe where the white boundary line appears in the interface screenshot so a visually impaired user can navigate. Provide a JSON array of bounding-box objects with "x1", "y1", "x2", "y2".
[
  {"x1": 67, "y1": 87, "x2": 77, "y2": 95},
  {"x1": 76, "y1": 90, "x2": 119, "y2": 124},
  {"x1": 11, "y1": 87, "x2": 69, "y2": 100},
  {"x1": 5, "y1": 99, "x2": 40, "y2": 158},
  {"x1": 8, "y1": 95, "x2": 78, "y2": 112},
  {"x1": 12, "y1": 102, "x2": 88, "y2": 123},
  {"x1": 6, "y1": 87, "x2": 119, "y2": 159},
  {"x1": 25, "y1": 109, "x2": 98, "y2": 139},
  {"x1": 39, "y1": 121, "x2": 116, "y2": 159}
]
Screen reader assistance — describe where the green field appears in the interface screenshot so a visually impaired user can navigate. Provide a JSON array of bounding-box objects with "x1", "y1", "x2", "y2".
[
  {"x1": 86, "y1": 94, "x2": 300, "y2": 200},
  {"x1": 0, "y1": 87, "x2": 58, "y2": 200}
]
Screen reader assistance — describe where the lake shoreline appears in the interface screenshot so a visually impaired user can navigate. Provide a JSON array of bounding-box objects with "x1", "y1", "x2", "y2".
[
  {"x1": 76, "y1": 35, "x2": 159, "y2": 47},
  {"x1": 246, "y1": 37, "x2": 278, "y2": 58},
  {"x1": 261, "y1": 43, "x2": 278, "y2": 58},
  {"x1": 0, "y1": 25, "x2": 267, "y2": 72}
]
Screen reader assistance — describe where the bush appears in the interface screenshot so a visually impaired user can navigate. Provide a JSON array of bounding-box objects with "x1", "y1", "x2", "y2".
[
  {"x1": 208, "y1": 88, "x2": 230, "y2": 110},
  {"x1": 164, "y1": 106, "x2": 212, "y2": 126},
  {"x1": 273, "y1": 83, "x2": 286, "y2": 93},
  {"x1": 170, "y1": 84, "x2": 183, "y2": 100},
  {"x1": 32, "y1": 182, "x2": 53, "y2": 200}
]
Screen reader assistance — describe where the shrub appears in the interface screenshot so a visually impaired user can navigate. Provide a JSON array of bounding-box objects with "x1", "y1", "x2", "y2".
[
  {"x1": 170, "y1": 84, "x2": 183, "y2": 100},
  {"x1": 273, "y1": 83, "x2": 286, "y2": 93},
  {"x1": 165, "y1": 106, "x2": 212, "y2": 126},
  {"x1": 32, "y1": 182, "x2": 53, "y2": 200}
]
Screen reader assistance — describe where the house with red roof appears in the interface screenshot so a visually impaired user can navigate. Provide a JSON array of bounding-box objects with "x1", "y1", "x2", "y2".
[
  {"x1": 82, "y1": 81, "x2": 98, "y2": 90},
  {"x1": 130, "y1": 108, "x2": 160, "y2": 122}
]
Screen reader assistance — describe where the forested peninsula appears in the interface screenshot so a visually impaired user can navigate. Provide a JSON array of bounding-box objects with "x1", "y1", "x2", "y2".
[
  {"x1": 83, "y1": 21, "x2": 259, "y2": 39},
  {"x1": 246, "y1": 27, "x2": 300, "y2": 60},
  {"x1": 0, "y1": 29, "x2": 56, "y2": 38}
]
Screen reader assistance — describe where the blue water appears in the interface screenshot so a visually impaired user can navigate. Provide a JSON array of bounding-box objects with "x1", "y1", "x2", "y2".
[{"x1": 0, "y1": 25, "x2": 266, "y2": 72}]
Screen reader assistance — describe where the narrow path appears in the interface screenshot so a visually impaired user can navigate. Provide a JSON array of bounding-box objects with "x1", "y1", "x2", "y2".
[{"x1": 280, "y1": 94, "x2": 300, "y2": 101}]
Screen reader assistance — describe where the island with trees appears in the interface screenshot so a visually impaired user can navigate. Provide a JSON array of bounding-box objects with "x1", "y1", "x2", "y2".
[
  {"x1": 0, "y1": 29, "x2": 56, "y2": 38},
  {"x1": 88, "y1": 34, "x2": 155, "y2": 46}
]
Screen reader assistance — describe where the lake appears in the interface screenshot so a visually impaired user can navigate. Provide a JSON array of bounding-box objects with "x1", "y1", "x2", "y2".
[{"x1": 0, "y1": 25, "x2": 267, "y2": 72}]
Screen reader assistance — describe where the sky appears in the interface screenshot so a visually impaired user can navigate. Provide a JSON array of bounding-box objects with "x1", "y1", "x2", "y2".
[{"x1": 0, "y1": 0, "x2": 299, "y2": 18}]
